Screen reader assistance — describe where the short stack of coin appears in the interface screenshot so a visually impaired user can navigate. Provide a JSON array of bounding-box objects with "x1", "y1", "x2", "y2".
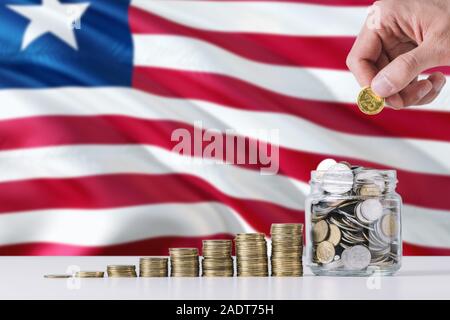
[
  {"x1": 139, "y1": 257, "x2": 168, "y2": 277},
  {"x1": 107, "y1": 265, "x2": 137, "y2": 277},
  {"x1": 75, "y1": 271, "x2": 104, "y2": 278},
  {"x1": 235, "y1": 233, "x2": 268, "y2": 277},
  {"x1": 202, "y1": 240, "x2": 234, "y2": 277},
  {"x1": 169, "y1": 248, "x2": 199, "y2": 277},
  {"x1": 270, "y1": 224, "x2": 304, "y2": 277}
]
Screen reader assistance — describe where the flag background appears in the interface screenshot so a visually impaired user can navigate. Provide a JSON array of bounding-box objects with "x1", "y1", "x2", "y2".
[{"x1": 1, "y1": 0, "x2": 450, "y2": 256}]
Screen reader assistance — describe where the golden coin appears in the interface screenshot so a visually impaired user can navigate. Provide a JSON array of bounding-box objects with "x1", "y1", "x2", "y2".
[
  {"x1": 358, "y1": 184, "x2": 382, "y2": 197},
  {"x1": 326, "y1": 224, "x2": 341, "y2": 246},
  {"x1": 75, "y1": 271, "x2": 104, "y2": 278},
  {"x1": 44, "y1": 274, "x2": 71, "y2": 279},
  {"x1": 313, "y1": 220, "x2": 329, "y2": 243},
  {"x1": 381, "y1": 213, "x2": 398, "y2": 238},
  {"x1": 357, "y1": 86, "x2": 385, "y2": 115},
  {"x1": 316, "y1": 241, "x2": 335, "y2": 264}
]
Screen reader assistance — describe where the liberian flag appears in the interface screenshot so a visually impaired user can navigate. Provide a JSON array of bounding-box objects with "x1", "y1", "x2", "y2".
[{"x1": 0, "y1": 0, "x2": 449, "y2": 256}]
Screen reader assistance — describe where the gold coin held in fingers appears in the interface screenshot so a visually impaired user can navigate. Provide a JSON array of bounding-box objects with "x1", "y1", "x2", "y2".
[{"x1": 357, "y1": 86, "x2": 385, "y2": 115}]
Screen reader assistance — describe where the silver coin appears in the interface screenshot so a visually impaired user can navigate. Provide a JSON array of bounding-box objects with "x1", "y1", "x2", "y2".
[
  {"x1": 316, "y1": 158, "x2": 337, "y2": 172},
  {"x1": 342, "y1": 230, "x2": 365, "y2": 243},
  {"x1": 312, "y1": 202, "x2": 334, "y2": 215},
  {"x1": 329, "y1": 216, "x2": 360, "y2": 232},
  {"x1": 360, "y1": 199, "x2": 383, "y2": 223},
  {"x1": 321, "y1": 259, "x2": 344, "y2": 270},
  {"x1": 355, "y1": 203, "x2": 371, "y2": 224},
  {"x1": 322, "y1": 163, "x2": 354, "y2": 194},
  {"x1": 355, "y1": 170, "x2": 386, "y2": 193},
  {"x1": 339, "y1": 212, "x2": 374, "y2": 230},
  {"x1": 343, "y1": 245, "x2": 371, "y2": 270}
]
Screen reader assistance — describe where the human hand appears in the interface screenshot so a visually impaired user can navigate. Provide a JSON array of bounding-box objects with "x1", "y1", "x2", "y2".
[{"x1": 346, "y1": 0, "x2": 450, "y2": 109}]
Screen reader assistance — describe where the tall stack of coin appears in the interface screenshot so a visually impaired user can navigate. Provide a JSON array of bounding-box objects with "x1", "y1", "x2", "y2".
[
  {"x1": 202, "y1": 240, "x2": 234, "y2": 277},
  {"x1": 139, "y1": 257, "x2": 168, "y2": 277},
  {"x1": 169, "y1": 248, "x2": 199, "y2": 277},
  {"x1": 107, "y1": 265, "x2": 137, "y2": 277},
  {"x1": 235, "y1": 233, "x2": 268, "y2": 277},
  {"x1": 270, "y1": 224, "x2": 304, "y2": 276}
]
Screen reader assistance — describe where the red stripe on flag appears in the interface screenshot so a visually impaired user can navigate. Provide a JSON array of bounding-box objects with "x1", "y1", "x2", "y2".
[
  {"x1": 133, "y1": 66, "x2": 450, "y2": 142},
  {"x1": 403, "y1": 243, "x2": 450, "y2": 256},
  {"x1": 179, "y1": 0, "x2": 376, "y2": 6},
  {"x1": 129, "y1": 7, "x2": 353, "y2": 70},
  {"x1": 0, "y1": 174, "x2": 304, "y2": 234},
  {"x1": 1, "y1": 238, "x2": 448, "y2": 256},
  {"x1": 129, "y1": 7, "x2": 450, "y2": 75},
  {"x1": 0, "y1": 116, "x2": 449, "y2": 211},
  {"x1": 0, "y1": 234, "x2": 235, "y2": 256}
]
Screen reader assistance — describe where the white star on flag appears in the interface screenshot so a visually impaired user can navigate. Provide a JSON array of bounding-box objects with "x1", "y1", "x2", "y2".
[{"x1": 8, "y1": 0, "x2": 90, "y2": 50}]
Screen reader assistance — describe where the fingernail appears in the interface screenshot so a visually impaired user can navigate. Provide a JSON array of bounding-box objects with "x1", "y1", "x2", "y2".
[
  {"x1": 372, "y1": 74, "x2": 394, "y2": 97},
  {"x1": 437, "y1": 79, "x2": 446, "y2": 92}
]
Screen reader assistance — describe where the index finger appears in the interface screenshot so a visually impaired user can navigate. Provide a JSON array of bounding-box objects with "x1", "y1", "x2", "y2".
[{"x1": 346, "y1": 25, "x2": 383, "y2": 87}]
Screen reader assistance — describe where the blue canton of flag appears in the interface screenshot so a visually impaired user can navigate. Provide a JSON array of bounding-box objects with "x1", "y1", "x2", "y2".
[{"x1": 0, "y1": 0, "x2": 133, "y2": 88}]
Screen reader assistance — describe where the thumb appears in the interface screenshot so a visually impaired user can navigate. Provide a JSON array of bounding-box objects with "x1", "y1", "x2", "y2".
[{"x1": 371, "y1": 45, "x2": 435, "y2": 97}]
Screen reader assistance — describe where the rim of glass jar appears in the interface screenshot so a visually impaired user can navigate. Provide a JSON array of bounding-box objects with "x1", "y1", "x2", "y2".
[{"x1": 310, "y1": 169, "x2": 397, "y2": 185}]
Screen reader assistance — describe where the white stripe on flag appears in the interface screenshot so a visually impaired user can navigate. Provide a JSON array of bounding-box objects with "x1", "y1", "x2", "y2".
[
  {"x1": 132, "y1": 35, "x2": 450, "y2": 112},
  {"x1": 0, "y1": 200, "x2": 448, "y2": 248},
  {"x1": 0, "y1": 145, "x2": 307, "y2": 211},
  {"x1": 0, "y1": 203, "x2": 252, "y2": 246},
  {"x1": 131, "y1": 0, "x2": 368, "y2": 36},
  {"x1": 1, "y1": 88, "x2": 449, "y2": 176}
]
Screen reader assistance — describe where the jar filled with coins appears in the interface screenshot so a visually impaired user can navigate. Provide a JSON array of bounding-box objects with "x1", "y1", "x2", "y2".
[{"x1": 305, "y1": 159, "x2": 402, "y2": 276}]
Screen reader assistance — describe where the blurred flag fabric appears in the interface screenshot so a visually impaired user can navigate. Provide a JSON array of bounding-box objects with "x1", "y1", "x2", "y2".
[{"x1": 1, "y1": 0, "x2": 449, "y2": 255}]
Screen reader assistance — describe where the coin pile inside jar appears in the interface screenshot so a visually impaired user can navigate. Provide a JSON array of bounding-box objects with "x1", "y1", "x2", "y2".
[
  {"x1": 107, "y1": 265, "x2": 137, "y2": 277},
  {"x1": 202, "y1": 240, "x2": 234, "y2": 277},
  {"x1": 235, "y1": 233, "x2": 268, "y2": 277},
  {"x1": 139, "y1": 257, "x2": 168, "y2": 277},
  {"x1": 75, "y1": 271, "x2": 105, "y2": 278},
  {"x1": 311, "y1": 159, "x2": 400, "y2": 271},
  {"x1": 270, "y1": 224, "x2": 304, "y2": 277},
  {"x1": 169, "y1": 248, "x2": 200, "y2": 277}
]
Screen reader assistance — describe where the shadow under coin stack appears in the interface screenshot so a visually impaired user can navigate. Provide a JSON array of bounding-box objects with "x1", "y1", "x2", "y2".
[
  {"x1": 169, "y1": 248, "x2": 199, "y2": 277},
  {"x1": 235, "y1": 233, "x2": 268, "y2": 277},
  {"x1": 202, "y1": 240, "x2": 234, "y2": 277},
  {"x1": 139, "y1": 257, "x2": 168, "y2": 277},
  {"x1": 270, "y1": 224, "x2": 304, "y2": 277},
  {"x1": 107, "y1": 265, "x2": 137, "y2": 277}
]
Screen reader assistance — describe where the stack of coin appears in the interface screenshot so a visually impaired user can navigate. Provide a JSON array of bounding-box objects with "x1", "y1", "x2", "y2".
[
  {"x1": 235, "y1": 233, "x2": 268, "y2": 277},
  {"x1": 169, "y1": 248, "x2": 199, "y2": 277},
  {"x1": 202, "y1": 240, "x2": 234, "y2": 277},
  {"x1": 107, "y1": 265, "x2": 137, "y2": 277},
  {"x1": 270, "y1": 224, "x2": 304, "y2": 277},
  {"x1": 310, "y1": 159, "x2": 400, "y2": 271},
  {"x1": 75, "y1": 271, "x2": 104, "y2": 278},
  {"x1": 139, "y1": 257, "x2": 168, "y2": 277}
]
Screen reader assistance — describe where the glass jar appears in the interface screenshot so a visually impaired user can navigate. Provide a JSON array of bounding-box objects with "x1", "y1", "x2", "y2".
[{"x1": 305, "y1": 165, "x2": 402, "y2": 276}]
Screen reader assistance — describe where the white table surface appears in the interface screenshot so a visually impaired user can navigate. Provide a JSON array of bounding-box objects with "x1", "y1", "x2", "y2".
[{"x1": 0, "y1": 256, "x2": 449, "y2": 300}]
